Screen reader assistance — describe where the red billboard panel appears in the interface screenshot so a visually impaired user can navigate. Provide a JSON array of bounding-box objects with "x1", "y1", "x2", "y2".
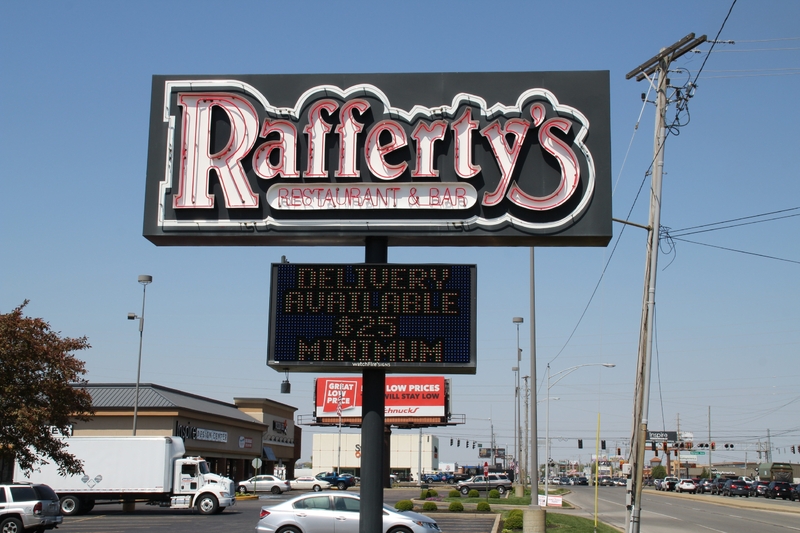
[{"x1": 315, "y1": 376, "x2": 447, "y2": 419}]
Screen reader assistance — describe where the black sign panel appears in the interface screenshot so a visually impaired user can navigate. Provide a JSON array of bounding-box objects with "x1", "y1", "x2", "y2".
[
  {"x1": 267, "y1": 263, "x2": 476, "y2": 373},
  {"x1": 144, "y1": 72, "x2": 611, "y2": 247},
  {"x1": 647, "y1": 431, "x2": 678, "y2": 442}
]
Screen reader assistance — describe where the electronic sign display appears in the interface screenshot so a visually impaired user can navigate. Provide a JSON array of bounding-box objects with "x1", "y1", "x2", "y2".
[{"x1": 268, "y1": 263, "x2": 476, "y2": 373}]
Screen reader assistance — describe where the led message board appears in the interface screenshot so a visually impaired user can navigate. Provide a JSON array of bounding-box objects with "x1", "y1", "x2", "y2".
[
  {"x1": 143, "y1": 72, "x2": 612, "y2": 247},
  {"x1": 268, "y1": 264, "x2": 476, "y2": 373}
]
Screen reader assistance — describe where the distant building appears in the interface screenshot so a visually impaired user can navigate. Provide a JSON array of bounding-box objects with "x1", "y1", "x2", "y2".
[{"x1": 69, "y1": 383, "x2": 299, "y2": 484}]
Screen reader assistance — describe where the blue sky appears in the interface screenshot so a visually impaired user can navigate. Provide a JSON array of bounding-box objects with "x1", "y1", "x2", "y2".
[{"x1": 2, "y1": 0, "x2": 798, "y2": 468}]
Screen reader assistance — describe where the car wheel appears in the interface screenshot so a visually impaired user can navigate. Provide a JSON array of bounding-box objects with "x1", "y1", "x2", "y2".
[
  {"x1": 196, "y1": 494, "x2": 219, "y2": 515},
  {"x1": 276, "y1": 527, "x2": 302, "y2": 533},
  {"x1": 271, "y1": 486, "x2": 282, "y2": 495},
  {"x1": 497, "y1": 486, "x2": 506, "y2": 495},
  {"x1": 460, "y1": 486, "x2": 470, "y2": 495},
  {"x1": 1, "y1": 517, "x2": 24, "y2": 533},
  {"x1": 337, "y1": 481, "x2": 348, "y2": 490},
  {"x1": 59, "y1": 495, "x2": 82, "y2": 516},
  {"x1": 387, "y1": 527, "x2": 414, "y2": 533},
  {"x1": 313, "y1": 484, "x2": 322, "y2": 492}
]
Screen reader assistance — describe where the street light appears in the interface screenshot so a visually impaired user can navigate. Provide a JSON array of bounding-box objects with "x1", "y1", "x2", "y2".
[
  {"x1": 545, "y1": 362, "x2": 615, "y2": 505},
  {"x1": 128, "y1": 274, "x2": 152, "y2": 436},
  {"x1": 512, "y1": 317, "x2": 524, "y2": 496}
]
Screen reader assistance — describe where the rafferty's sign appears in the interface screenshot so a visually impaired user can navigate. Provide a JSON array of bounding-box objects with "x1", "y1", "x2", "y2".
[{"x1": 144, "y1": 72, "x2": 611, "y2": 246}]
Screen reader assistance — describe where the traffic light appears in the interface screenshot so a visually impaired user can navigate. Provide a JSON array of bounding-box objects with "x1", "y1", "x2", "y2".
[
  {"x1": 792, "y1": 445, "x2": 796, "y2": 454},
  {"x1": 663, "y1": 442, "x2": 668, "y2": 453},
  {"x1": 601, "y1": 440, "x2": 606, "y2": 450},
  {"x1": 724, "y1": 443, "x2": 734, "y2": 449},
  {"x1": 617, "y1": 448, "x2": 621, "y2": 456},
  {"x1": 472, "y1": 442, "x2": 475, "y2": 449},
  {"x1": 578, "y1": 439, "x2": 583, "y2": 449},
  {"x1": 466, "y1": 441, "x2": 469, "y2": 447},
  {"x1": 711, "y1": 442, "x2": 715, "y2": 451},
  {"x1": 457, "y1": 439, "x2": 460, "y2": 447},
  {"x1": 687, "y1": 442, "x2": 693, "y2": 449},
  {"x1": 450, "y1": 439, "x2": 453, "y2": 446}
]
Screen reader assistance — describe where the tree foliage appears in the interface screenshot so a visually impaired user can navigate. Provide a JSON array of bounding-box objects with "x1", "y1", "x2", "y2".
[
  {"x1": 0, "y1": 301, "x2": 94, "y2": 480},
  {"x1": 650, "y1": 465, "x2": 667, "y2": 480}
]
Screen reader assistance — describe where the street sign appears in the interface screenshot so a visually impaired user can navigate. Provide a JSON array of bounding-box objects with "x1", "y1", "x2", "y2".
[
  {"x1": 252, "y1": 458, "x2": 263, "y2": 469},
  {"x1": 483, "y1": 462, "x2": 489, "y2": 476},
  {"x1": 689, "y1": 451, "x2": 706, "y2": 456}
]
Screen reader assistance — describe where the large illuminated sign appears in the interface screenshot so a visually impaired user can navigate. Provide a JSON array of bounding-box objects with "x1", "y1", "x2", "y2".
[
  {"x1": 267, "y1": 263, "x2": 476, "y2": 373},
  {"x1": 144, "y1": 72, "x2": 611, "y2": 246}
]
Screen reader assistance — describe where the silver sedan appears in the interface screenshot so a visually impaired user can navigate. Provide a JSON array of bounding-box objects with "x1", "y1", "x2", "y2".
[{"x1": 255, "y1": 492, "x2": 440, "y2": 533}]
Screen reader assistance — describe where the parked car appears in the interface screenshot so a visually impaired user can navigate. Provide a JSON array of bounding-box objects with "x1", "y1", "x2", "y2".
[
  {"x1": 597, "y1": 476, "x2": 614, "y2": 486},
  {"x1": 255, "y1": 492, "x2": 441, "y2": 533},
  {"x1": 751, "y1": 481, "x2": 769, "y2": 497},
  {"x1": 653, "y1": 478, "x2": 663, "y2": 490},
  {"x1": 722, "y1": 479, "x2": 750, "y2": 497},
  {"x1": 315, "y1": 472, "x2": 357, "y2": 491},
  {"x1": 289, "y1": 476, "x2": 331, "y2": 492},
  {"x1": 577, "y1": 477, "x2": 589, "y2": 486},
  {"x1": 695, "y1": 478, "x2": 712, "y2": 494},
  {"x1": 559, "y1": 477, "x2": 572, "y2": 486},
  {"x1": 765, "y1": 481, "x2": 792, "y2": 500},
  {"x1": 790, "y1": 483, "x2": 799, "y2": 502},
  {"x1": 0, "y1": 483, "x2": 62, "y2": 532},
  {"x1": 660, "y1": 476, "x2": 679, "y2": 491},
  {"x1": 456, "y1": 474, "x2": 512, "y2": 495},
  {"x1": 709, "y1": 478, "x2": 727, "y2": 495},
  {"x1": 676, "y1": 479, "x2": 697, "y2": 494},
  {"x1": 237, "y1": 475, "x2": 291, "y2": 494}
]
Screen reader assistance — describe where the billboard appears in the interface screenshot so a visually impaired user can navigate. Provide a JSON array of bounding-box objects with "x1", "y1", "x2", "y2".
[
  {"x1": 144, "y1": 72, "x2": 611, "y2": 246},
  {"x1": 268, "y1": 263, "x2": 476, "y2": 373},
  {"x1": 314, "y1": 376, "x2": 448, "y2": 420}
]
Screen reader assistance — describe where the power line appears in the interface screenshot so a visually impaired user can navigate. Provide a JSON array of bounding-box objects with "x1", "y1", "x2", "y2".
[{"x1": 670, "y1": 237, "x2": 800, "y2": 265}]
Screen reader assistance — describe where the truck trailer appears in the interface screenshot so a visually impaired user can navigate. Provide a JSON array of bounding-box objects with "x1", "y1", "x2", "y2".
[{"x1": 13, "y1": 436, "x2": 235, "y2": 516}]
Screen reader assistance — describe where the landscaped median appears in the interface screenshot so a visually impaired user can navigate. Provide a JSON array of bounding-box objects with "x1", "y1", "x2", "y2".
[{"x1": 405, "y1": 487, "x2": 620, "y2": 532}]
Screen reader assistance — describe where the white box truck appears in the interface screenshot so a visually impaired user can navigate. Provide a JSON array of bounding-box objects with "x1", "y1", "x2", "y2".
[{"x1": 13, "y1": 436, "x2": 235, "y2": 516}]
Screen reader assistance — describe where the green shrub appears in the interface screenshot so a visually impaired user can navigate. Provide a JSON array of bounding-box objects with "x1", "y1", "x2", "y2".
[
  {"x1": 468, "y1": 489, "x2": 480, "y2": 498},
  {"x1": 427, "y1": 489, "x2": 438, "y2": 497},
  {"x1": 422, "y1": 501, "x2": 438, "y2": 511},
  {"x1": 476, "y1": 501, "x2": 491, "y2": 512},
  {"x1": 395, "y1": 500, "x2": 414, "y2": 512},
  {"x1": 503, "y1": 511, "x2": 524, "y2": 530},
  {"x1": 488, "y1": 489, "x2": 500, "y2": 499},
  {"x1": 419, "y1": 489, "x2": 430, "y2": 499},
  {"x1": 448, "y1": 501, "x2": 464, "y2": 512},
  {"x1": 448, "y1": 489, "x2": 461, "y2": 498}
]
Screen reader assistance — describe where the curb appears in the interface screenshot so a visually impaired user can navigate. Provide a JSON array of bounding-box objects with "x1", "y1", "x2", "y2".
[{"x1": 646, "y1": 488, "x2": 800, "y2": 514}]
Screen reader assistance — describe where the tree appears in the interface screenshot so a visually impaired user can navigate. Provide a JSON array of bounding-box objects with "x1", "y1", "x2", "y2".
[
  {"x1": 651, "y1": 465, "x2": 667, "y2": 480},
  {"x1": 0, "y1": 301, "x2": 94, "y2": 481}
]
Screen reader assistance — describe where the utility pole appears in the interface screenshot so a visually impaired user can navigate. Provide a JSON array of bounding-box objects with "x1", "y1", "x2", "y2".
[{"x1": 624, "y1": 33, "x2": 706, "y2": 533}]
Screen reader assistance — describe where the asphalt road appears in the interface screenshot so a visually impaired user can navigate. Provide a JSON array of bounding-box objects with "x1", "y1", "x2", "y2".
[
  {"x1": 54, "y1": 488, "x2": 498, "y2": 533},
  {"x1": 561, "y1": 485, "x2": 800, "y2": 533}
]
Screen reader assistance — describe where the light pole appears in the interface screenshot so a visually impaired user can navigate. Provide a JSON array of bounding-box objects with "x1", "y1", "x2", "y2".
[
  {"x1": 512, "y1": 317, "x2": 524, "y2": 496},
  {"x1": 128, "y1": 274, "x2": 152, "y2": 436},
  {"x1": 545, "y1": 362, "x2": 615, "y2": 506}
]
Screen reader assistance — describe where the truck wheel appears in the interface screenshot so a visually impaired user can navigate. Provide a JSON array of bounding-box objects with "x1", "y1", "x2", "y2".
[
  {"x1": 196, "y1": 494, "x2": 219, "y2": 515},
  {"x1": 59, "y1": 495, "x2": 82, "y2": 516},
  {"x1": 1, "y1": 517, "x2": 24, "y2": 533},
  {"x1": 447, "y1": 479, "x2": 455, "y2": 484},
  {"x1": 237, "y1": 485, "x2": 248, "y2": 494},
  {"x1": 337, "y1": 481, "x2": 348, "y2": 490}
]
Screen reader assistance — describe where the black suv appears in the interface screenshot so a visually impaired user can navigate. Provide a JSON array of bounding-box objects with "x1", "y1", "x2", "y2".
[
  {"x1": 0, "y1": 483, "x2": 62, "y2": 532},
  {"x1": 765, "y1": 481, "x2": 792, "y2": 500},
  {"x1": 722, "y1": 479, "x2": 750, "y2": 497}
]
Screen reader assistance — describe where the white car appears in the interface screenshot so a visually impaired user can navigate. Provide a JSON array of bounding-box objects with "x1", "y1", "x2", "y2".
[
  {"x1": 676, "y1": 479, "x2": 697, "y2": 494},
  {"x1": 289, "y1": 476, "x2": 332, "y2": 492},
  {"x1": 256, "y1": 492, "x2": 440, "y2": 533},
  {"x1": 237, "y1": 475, "x2": 291, "y2": 494}
]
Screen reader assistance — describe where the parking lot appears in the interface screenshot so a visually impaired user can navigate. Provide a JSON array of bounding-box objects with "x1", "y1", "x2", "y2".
[{"x1": 54, "y1": 489, "x2": 499, "y2": 533}]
